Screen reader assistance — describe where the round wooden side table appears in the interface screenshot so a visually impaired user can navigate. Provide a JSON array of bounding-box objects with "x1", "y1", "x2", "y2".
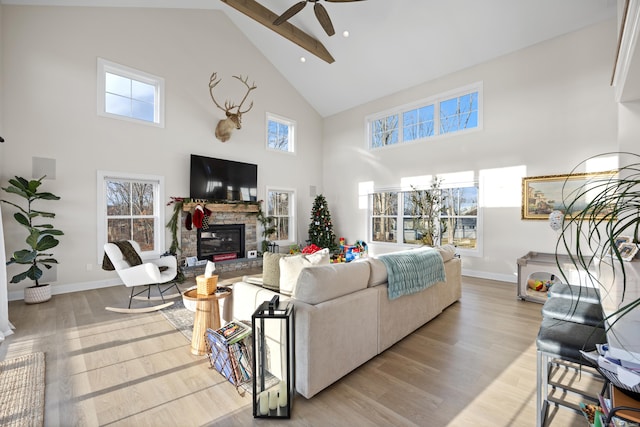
[{"x1": 183, "y1": 288, "x2": 231, "y2": 356}]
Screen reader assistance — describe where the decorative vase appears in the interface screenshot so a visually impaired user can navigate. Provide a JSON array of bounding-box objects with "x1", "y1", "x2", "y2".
[{"x1": 24, "y1": 284, "x2": 52, "y2": 304}]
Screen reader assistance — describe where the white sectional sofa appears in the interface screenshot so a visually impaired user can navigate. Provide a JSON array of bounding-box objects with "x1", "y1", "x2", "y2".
[{"x1": 230, "y1": 247, "x2": 462, "y2": 399}]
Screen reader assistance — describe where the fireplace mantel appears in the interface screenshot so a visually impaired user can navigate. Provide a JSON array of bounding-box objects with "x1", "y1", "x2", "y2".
[{"x1": 182, "y1": 201, "x2": 259, "y2": 213}]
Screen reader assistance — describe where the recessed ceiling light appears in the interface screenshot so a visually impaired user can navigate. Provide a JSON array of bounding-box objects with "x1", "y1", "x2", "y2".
[
  {"x1": 342, "y1": 30, "x2": 350, "y2": 38},
  {"x1": 300, "y1": 57, "x2": 306, "y2": 63}
]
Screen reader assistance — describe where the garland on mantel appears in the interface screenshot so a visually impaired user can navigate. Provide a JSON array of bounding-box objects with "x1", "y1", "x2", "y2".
[{"x1": 165, "y1": 197, "x2": 261, "y2": 255}]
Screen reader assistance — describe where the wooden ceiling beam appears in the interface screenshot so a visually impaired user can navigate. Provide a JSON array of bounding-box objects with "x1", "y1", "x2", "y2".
[{"x1": 220, "y1": 0, "x2": 335, "y2": 64}]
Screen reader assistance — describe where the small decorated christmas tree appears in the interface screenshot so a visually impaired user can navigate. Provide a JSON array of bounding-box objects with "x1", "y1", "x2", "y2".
[{"x1": 308, "y1": 194, "x2": 337, "y2": 250}]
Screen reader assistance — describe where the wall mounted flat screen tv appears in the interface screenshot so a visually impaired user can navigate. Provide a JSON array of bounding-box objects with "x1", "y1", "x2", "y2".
[{"x1": 190, "y1": 154, "x2": 258, "y2": 202}]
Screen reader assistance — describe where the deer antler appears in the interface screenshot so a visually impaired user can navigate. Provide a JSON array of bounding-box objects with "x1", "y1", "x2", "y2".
[
  {"x1": 208, "y1": 71, "x2": 258, "y2": 142},
  {"x1": 232, "y1": 75, "x2": 257, "y2": 114},
  {"x1": 209, "y1": 72, "x2": 227, "y2": 113}
]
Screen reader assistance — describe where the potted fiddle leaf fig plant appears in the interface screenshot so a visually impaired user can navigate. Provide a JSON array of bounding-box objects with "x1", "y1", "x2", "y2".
[{"x1": 1, "y1": 176, "x2": 63, "y2": 303}]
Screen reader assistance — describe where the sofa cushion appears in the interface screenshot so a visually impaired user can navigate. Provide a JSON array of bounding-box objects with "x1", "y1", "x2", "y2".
[
  {"x1": 262, "y1": 252, "x2": 289, "y2": 291},
  {"x1": 279, "y1": 249, "x2": 330, "y2": 296},
  {"x1": 293, "y1": 261, "x2": 370, "y2": 305},
  {"x1": 363, "y1": 257, "x2": 388, "y2": 287},
  {"x1": 436, "y1": 244, "x2": 456, "y2": 262}
]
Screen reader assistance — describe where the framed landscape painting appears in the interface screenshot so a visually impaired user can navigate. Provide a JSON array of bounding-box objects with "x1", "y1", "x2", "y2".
[{"x1": 521, "y1": 171, "x2": 617, "y2": 220}]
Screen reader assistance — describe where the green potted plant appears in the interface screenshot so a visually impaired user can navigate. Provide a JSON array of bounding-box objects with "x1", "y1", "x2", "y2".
[
  {"x1": 1, "y1": 176, "x2": 63, "y2": 303},
  {"x1": 555, "y1": 152, "x2": 639, "y2": 355},
  {"x1": 256, "y1": 203, "x2": 276, "y2": 254}
]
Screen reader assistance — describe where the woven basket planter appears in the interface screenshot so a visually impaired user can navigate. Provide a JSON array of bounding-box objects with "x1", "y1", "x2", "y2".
[
  {"x1": 196, "y1": 275, "x2": 218, "y2": 296},
  {"x1": 24, "y1": 284, "x2": 52, "y2": 304}
]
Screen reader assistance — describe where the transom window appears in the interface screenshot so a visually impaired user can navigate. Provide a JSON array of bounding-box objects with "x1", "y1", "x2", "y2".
[
  {"x1": 97, "y1": 58, "x2": 165, "y2": 127},
  {"x1": 266, "y1": 113, "x2": 296, "y2": 153},
  {"x1": 267, "y1": 188, "x2": 296, "y2": 243},
  {"x1": 368, "y1": 82, "x2": 482, "y2": 149},
  {"x1": 97, "y1": 171, "x2": 164, "y2": 261}
]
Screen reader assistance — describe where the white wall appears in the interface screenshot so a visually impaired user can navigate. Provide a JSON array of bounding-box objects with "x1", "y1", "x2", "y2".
[
  {"x1": 322, "y1": 19, "x2": 620, "y2": 282},
  {"x1": 0, "y1": 6, "x2": 323, "y2": 298},
  {"x1": 0, "y1": 4, "x2": 11, "y2": 336}
]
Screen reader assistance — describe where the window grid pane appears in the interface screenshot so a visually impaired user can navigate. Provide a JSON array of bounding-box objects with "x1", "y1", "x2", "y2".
[
  {"x1": 267, "y1": 118, "x2": 292, "y2": 152},
  {"x1": 371, "y1": 192, "x2": 398, "y2": 242},
  {"x1": 371, "y1": 115, "x2": 399, "y2": 148},
  {"x1": 440, "y1": 91, "x2": 478, "y2": 135},
  {"x1": 267, "y1": 190, "x2": 293, "y2": 241},
  {"x1": 403, "y1": 105, "x2": 434, "y2": 142},
  {"x1": 106, "y1": 181, "x2": 132, "y2": 215},
  {"x1": 103, "y1": 68, "x2": 158, "y2": 124},
  {"x1": 107, "y1": 218, "x2": 132, "y2": 242}
]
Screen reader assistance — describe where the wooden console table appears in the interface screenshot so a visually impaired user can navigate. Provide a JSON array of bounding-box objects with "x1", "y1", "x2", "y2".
[{"x1": 183, "y1": 289, "x2": 231, "y2": 356}]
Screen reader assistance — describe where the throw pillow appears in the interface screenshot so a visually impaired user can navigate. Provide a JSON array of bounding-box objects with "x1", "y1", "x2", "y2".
[
  {"x1": 262, "y1": 252, "x2": 289, "y2": 292},
  {"x1": 279, "y1": 248, "x2": 330, "y2": 296},
  {"x1": 436, "y1": 244, "x2": 456, "y2": 262}
]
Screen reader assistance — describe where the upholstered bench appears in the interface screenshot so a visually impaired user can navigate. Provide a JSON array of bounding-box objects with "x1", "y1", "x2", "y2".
[
  {"x1": 536, "y1": 317, "x2": 606, "y2": 427},
  {"x1": 541, "y1": 296, "x2": 604, "y2": 327},
  {"x1": 548, "y1": 282, "x2": 600, "y2": 304}
]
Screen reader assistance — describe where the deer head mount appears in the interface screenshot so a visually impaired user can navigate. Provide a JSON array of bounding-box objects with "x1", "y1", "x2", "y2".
[{"x1": 209, "y1": 72, "x2": 257, "y2": 142}]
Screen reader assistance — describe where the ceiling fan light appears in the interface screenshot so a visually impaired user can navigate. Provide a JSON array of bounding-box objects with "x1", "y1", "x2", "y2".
[{"x1": 342, "y1": 30, "x2": 349, "y2": 37}]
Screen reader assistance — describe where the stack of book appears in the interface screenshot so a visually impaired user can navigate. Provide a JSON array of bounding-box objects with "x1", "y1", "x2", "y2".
[{"x1": 205, "y1": 321, "x2": 253, "y2": 387}]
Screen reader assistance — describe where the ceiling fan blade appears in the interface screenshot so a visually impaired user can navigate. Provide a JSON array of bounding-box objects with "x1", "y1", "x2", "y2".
[
  {"x1": 273, "y1": 1, "x2": 307, "y2": 26},
  {"x1": 314, "y1": 3, "x2": 335, "y2": 36}
]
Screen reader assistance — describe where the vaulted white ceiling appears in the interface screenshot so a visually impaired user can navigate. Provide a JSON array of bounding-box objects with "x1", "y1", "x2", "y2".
[{"x1": 1, "y1": 0, "x2": 618, "y2": 117}]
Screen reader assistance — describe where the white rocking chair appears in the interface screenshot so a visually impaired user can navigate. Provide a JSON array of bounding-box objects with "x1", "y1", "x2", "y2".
[{"x1": 103, "y1": 240, "x2": 181, "y2": 313}]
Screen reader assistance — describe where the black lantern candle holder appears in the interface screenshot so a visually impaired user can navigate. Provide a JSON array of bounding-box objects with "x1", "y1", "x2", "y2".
[{"x1": 252, "y1": 296, "x2": 294, "y2": 419}]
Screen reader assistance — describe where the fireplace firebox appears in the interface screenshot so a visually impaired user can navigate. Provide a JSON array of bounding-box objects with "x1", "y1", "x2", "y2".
[{"x1": 197, "y1": 224, "x2": 246, "y2": 261}]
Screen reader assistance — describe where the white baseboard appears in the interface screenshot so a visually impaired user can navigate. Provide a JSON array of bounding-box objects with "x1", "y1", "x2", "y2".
[
  {"x1": 462, "y1": 268, "x2": 517, "y2": 284},
  {"x1": 6, "y1": 270, "x2": 516, "y2": 301},
  {"x1": 7, "y1": 278, "x2": 122, "y2": 302}
]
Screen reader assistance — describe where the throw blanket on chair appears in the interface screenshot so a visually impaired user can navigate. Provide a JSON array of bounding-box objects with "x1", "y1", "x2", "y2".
[
  {"x1": 379, "y1": 248, "x2": 446, "y2": 300},
  {"x1": 102, "y1": 241, "x2": 143, "y2": 271}
]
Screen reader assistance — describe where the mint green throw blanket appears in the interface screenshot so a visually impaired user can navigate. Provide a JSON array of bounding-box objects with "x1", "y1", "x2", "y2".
[{"x1": 379, "y1": 248, "x2": 446, "y2": 300}]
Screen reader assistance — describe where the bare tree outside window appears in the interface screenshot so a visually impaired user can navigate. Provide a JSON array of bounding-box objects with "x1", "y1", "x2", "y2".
[
  {"x1": 267, "y1": 114, "x2": 295, "y2": 152},
  {"x1": 440, "y1": 92, "x2": 478, "y2": 134},
  {"x1": 106, "y1": 180, "x2": 155, "y2": 251},
  {"x1": 370, "y1": 184, "x2": 479, "y2": 250},
  {"x1": 371, "y1": 192, "x2": 398, "y2": 242},
  {"x1": 371, "y1": 115, "x2": 399, "y2": 148},
  {"x1": 368, "y1": 85, "x2": 480, "y2": 149},
  {"x1": 267, "y1": 190, "x2": 292, "y2": 241},
  {"x1": 441, "y1": 186, "x2": 478, "y2": 249},
  {"x1": 403, "y1": 105, "x2": 434, "y2": 142}
]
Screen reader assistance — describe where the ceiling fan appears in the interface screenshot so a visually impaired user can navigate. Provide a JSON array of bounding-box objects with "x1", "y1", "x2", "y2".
[{"x1": 273, "y1": 0, "x2": 366, "y2": 37}]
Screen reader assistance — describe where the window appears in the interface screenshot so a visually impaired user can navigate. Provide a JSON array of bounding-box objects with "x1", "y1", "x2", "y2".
[
  {"x1": 403, "y1": 105, "x2": 434, "y2": 142},
  {"x1": 371, "y1": 115, "x2": 399, "y2": 148},
  {"x1": 369, "y1": 183, "x2": 480, "y2": 253},
  {"x1": 266, "y1": 188, "x2": 295, "y2": 243},
  {"x1": 440, "y1": 185, "x2": 479, "y2": 249},
  {"x1": 371, "y1": 192, "x2": 398, "y2": 243},
  {"x1": 97, "y1": 58, "x2": 165, "y2": 127},
  {"x1": 97, "y1": 171, "x2": 164, "y2": 261},
  {"x1": 266, "y1": 113, "x2": 296, "y2": 152},
  {"x1": 367, "y1": 82, "x2": 482, "y2": 148},
  {"x1": 440, "y1": 92, "x2": 478, "y2": 134}
]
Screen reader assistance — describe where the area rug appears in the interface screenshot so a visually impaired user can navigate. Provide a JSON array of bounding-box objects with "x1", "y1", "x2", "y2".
[
  {"x1": 160, "y1": 297, "x2": 195, "y2": 342},
  {"x1": 0, "y1": 352, "x2": 46, "y2": 427}
]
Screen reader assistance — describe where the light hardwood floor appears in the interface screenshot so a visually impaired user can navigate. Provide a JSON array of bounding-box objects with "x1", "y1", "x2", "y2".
[{"x1": 1, "y1": 274, "x2": 595, "y2": 426}]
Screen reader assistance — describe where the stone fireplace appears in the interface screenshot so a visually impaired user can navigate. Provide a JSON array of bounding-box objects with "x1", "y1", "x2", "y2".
[
  {"x1": 197, "y1": 224, "x2": 245, "y2": 261},
  {"x1": 180, "y1": 202, "x2": 261, "y2": 272}
]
